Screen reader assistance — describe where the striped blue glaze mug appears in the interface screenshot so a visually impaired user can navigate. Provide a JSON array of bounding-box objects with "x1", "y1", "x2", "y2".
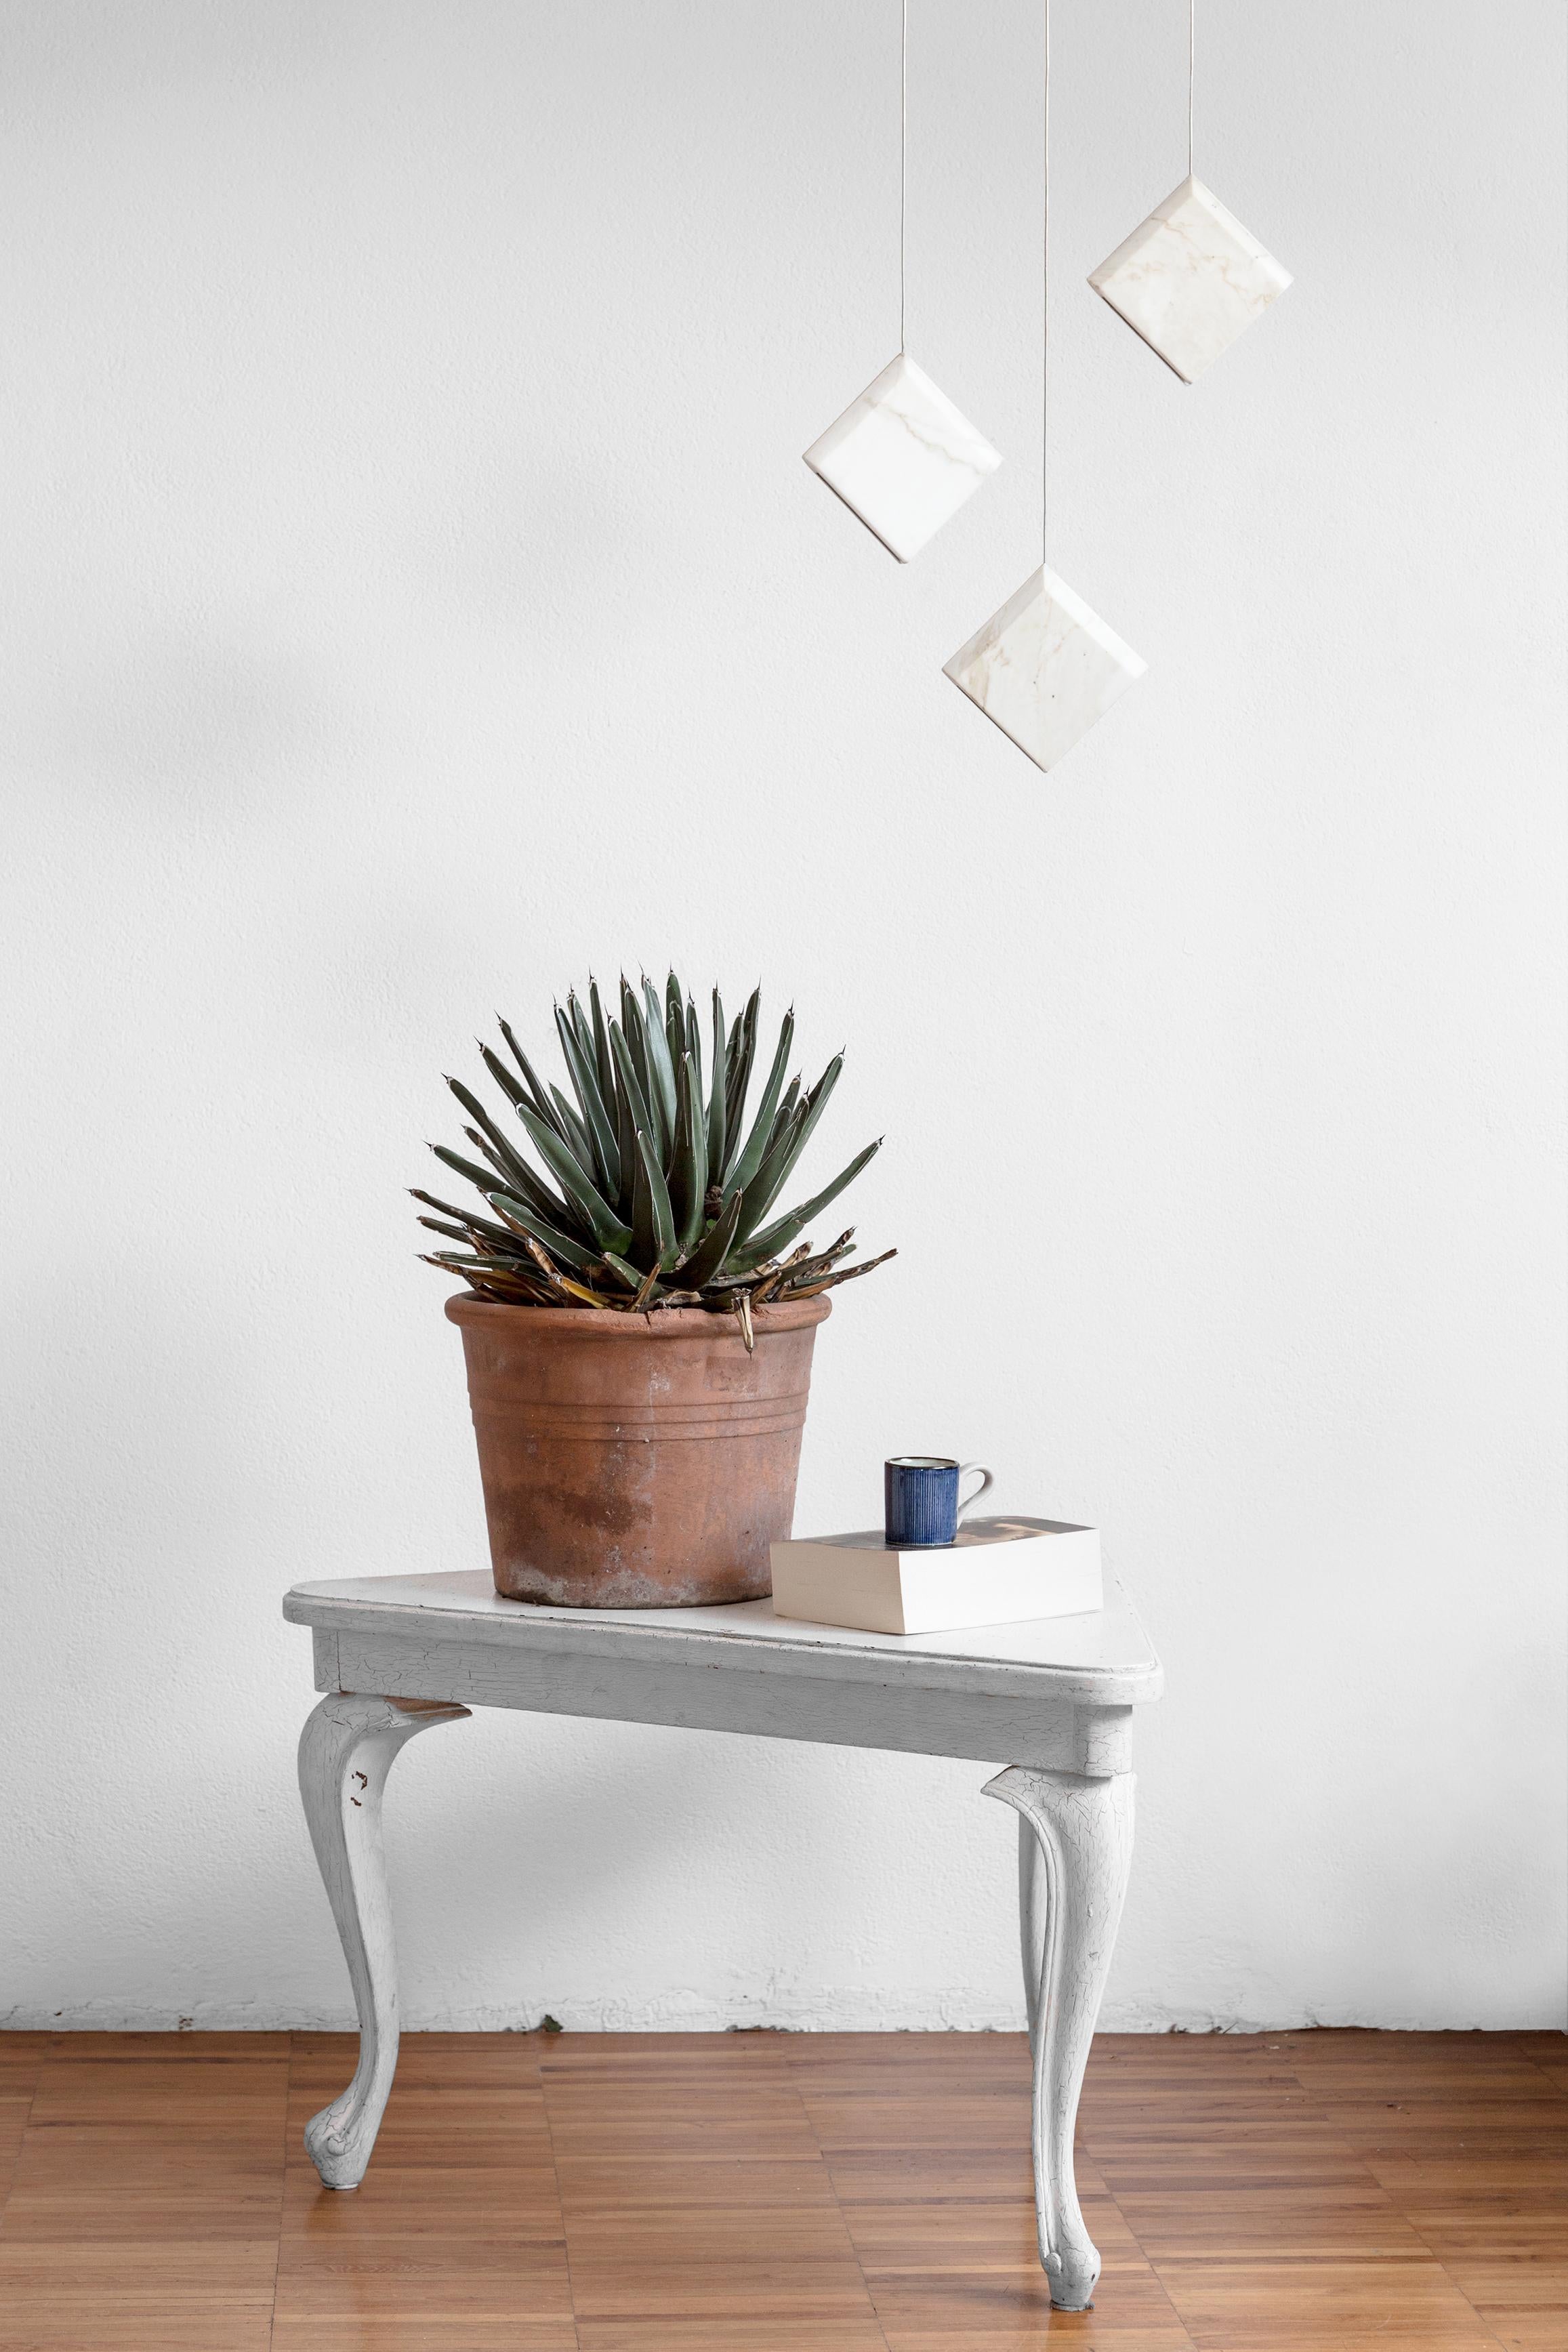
[{"x1": 884, "y1": 1456, "x2": 995, "y2": 1548}]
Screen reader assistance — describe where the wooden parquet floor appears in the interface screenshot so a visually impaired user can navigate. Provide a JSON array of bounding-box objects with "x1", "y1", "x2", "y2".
[{"x1": 0, "y1": 2029, "x2": 1563, "y2": 2350}]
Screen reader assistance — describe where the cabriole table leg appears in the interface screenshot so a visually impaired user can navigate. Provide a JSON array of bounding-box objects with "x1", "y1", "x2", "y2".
[
  {"x1": 983, "y1": 1765, "x2": 1135, "y2": 2310},
  {"x1": 297, "y1": 1691, "x2": 470, "y2": 2188}
]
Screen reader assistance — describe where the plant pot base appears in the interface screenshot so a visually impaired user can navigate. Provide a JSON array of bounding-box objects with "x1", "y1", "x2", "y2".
[{"x1": 491, "y1": 1565, "x2": 771, "y2": 1610}]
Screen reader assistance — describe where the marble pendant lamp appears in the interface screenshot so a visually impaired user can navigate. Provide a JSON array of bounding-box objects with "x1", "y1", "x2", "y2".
[
  {"x1": 946, "y1": 0, "x2": 1144, "y2": 772},
  {"x1": 803, "y1": 1, "x2": 999, "y2": 560},
  {"x1": 945, "y1": 566, "x2": 1145, "y2": 774},
  {"x1": 1088, "y1": 1, "x2": 1290, "y2": 381}
]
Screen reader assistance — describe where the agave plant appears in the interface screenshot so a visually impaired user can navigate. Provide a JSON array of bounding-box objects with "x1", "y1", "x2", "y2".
[{"x1": 415, "y1": 974, "x2": 894, "y2": 1347}]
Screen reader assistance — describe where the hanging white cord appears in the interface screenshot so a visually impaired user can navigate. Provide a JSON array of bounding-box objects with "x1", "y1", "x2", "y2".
[
  {"x1": 1041, "y1": 0, "x2": 1050, "y2": 560},
  {"x1": 1188, "y1": 0, "x2": 1195, "y2": 178},
  {"x1": 899, "y1": 0, "x2": 909, "y2": 351}
]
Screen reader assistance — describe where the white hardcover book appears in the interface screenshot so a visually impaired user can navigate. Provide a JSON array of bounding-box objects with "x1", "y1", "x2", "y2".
[{"x1": 770, "y1": 1515, "x2": 1102, "y2": 1636}]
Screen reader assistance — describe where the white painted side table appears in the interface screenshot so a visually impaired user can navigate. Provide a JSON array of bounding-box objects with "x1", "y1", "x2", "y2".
[{"x1": 283, "y1": 1569, "x2": 1162, "y2": 2310}]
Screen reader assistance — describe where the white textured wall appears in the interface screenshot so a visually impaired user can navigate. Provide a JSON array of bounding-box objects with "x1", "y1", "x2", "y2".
[{"x1": 3, "y1": 0, "x2": 1563, "y2": 2035}]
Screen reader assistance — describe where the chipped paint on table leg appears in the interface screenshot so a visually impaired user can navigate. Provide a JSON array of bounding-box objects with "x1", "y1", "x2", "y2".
[
  {"x1": 984, "y1": 1764, "x2": 1135, "y2": 2310},
  {"x1": 297, "y1": 1690, "x2": 469, "y2": 2188}
]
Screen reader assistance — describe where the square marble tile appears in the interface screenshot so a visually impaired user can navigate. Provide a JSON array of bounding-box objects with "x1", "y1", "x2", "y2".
[
  {"x1": 803, "y1": 352, "x2": 1001, "y2": 562},
  {"x1": 1088, "y1": 175, "x2": 1291, "y2": 384},
  {"x1": 944, "y1": 566, "x2": 1146, "y2": 773}
]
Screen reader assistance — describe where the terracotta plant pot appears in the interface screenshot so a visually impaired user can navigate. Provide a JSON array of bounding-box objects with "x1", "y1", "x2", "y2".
[{"x1": 445, "y1": 1292, "x2": 832, "y2": 1607}]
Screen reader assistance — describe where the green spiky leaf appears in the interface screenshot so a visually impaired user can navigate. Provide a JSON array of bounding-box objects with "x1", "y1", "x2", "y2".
[
  {"x1": 635, "y1": 1123, "x2": 678, "y2": 1264},
  {"x1": 707, "y1": 988, "x2": 728, "y2": 1178},
  {"x1": 677, "y1": 1186, "x2": 745, "y2": 1290},
  {"x1": 724, "y1": 1008, "x2": 794, "y2": 1204},
  {"x1": 497, "y1": 1020, "x2": 565, "y2": 1135},
  {"x1": 724, "y1": 988, "x2": 760, "y2": 1153},
  {"x1": 487, "y1": 1191, "x2": 604, "y2": 1277},
  {"x1": 514, "y1": 1103, "x2": 634, "y2": 1256},
  {"x1": 588, "y1": 979, "x2": 616, "y2": 1111},
  {"x1": 548, "y1": 1084, "x2": 598, "y2": 1178},
  {"x1": 557, "y1": 1000, "x2": 622, "y2": 1199},
  {"x1": 609, "y1": 1020, "x2": 659, "y2": 1152},
  {"x1": 410, "y1": 1188, "x2": 527, "y2": 1253},
  {"x1": 735, "y1": 1054, "x2": 842, "y2": 1244},
  {"x1": 642, "y1": 974, "x2": 678, "y2": 1145},
  {"x1": 732, "y1": 1137, "x2": 882, "y2": 1269},
  {"x1": 667, "y1": 1051, "x2": 709, "y2": 1255},
  {"x1": 619, "y1": 982, "x2": 668, "y2": 1158}
]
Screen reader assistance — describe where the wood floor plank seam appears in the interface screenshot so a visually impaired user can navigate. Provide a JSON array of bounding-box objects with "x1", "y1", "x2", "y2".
[
  {"x1": 535, "y1": 2037, "x2": 585, "y2": 2351},
  {"x1": 1399, "y1": 2206, "x2": 1523, "y2": 2352},
  {"x1": 782, "y1": 2040, "x2": 894, "y2": 2352},
  {"x1": 1519, "y1": 2042, "x2": 1568, "y2": 2098},
  {"x1": 1079, "y1": 2123, "x2": 1203, "y2": 2346},
  {"x1": 0, "y1": 2041, "x2": 42, "y2": 2239},
  {"x1": 269, "y1": 2034, "x2": 298, "y2": 2352}
]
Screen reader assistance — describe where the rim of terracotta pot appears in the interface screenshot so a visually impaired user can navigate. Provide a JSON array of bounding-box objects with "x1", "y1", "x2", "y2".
[{"x1": 444, "y1": 1291, "x2": 831, "y2": 1338}]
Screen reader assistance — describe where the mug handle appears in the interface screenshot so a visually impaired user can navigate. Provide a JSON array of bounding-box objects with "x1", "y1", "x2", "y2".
[{"x1": 955, "y1": 1462, "x2": 994, "y2": 1527}]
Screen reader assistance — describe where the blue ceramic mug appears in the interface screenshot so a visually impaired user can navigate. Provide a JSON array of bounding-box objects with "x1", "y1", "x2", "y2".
[{"x1": 884, "y1": 1456, "x2": 995, "y2": 1548}]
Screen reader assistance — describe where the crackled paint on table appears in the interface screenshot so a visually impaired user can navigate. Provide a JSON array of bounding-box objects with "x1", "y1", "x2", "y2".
[{"x1": 285, "y1": 1567, "x2": 1162, "y2": 2311}]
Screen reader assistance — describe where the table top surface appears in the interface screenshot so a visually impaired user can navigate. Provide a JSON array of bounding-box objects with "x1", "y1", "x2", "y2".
[{"x1": 285, "y1": 1567, "x2": 1163, "y2": 1706}]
